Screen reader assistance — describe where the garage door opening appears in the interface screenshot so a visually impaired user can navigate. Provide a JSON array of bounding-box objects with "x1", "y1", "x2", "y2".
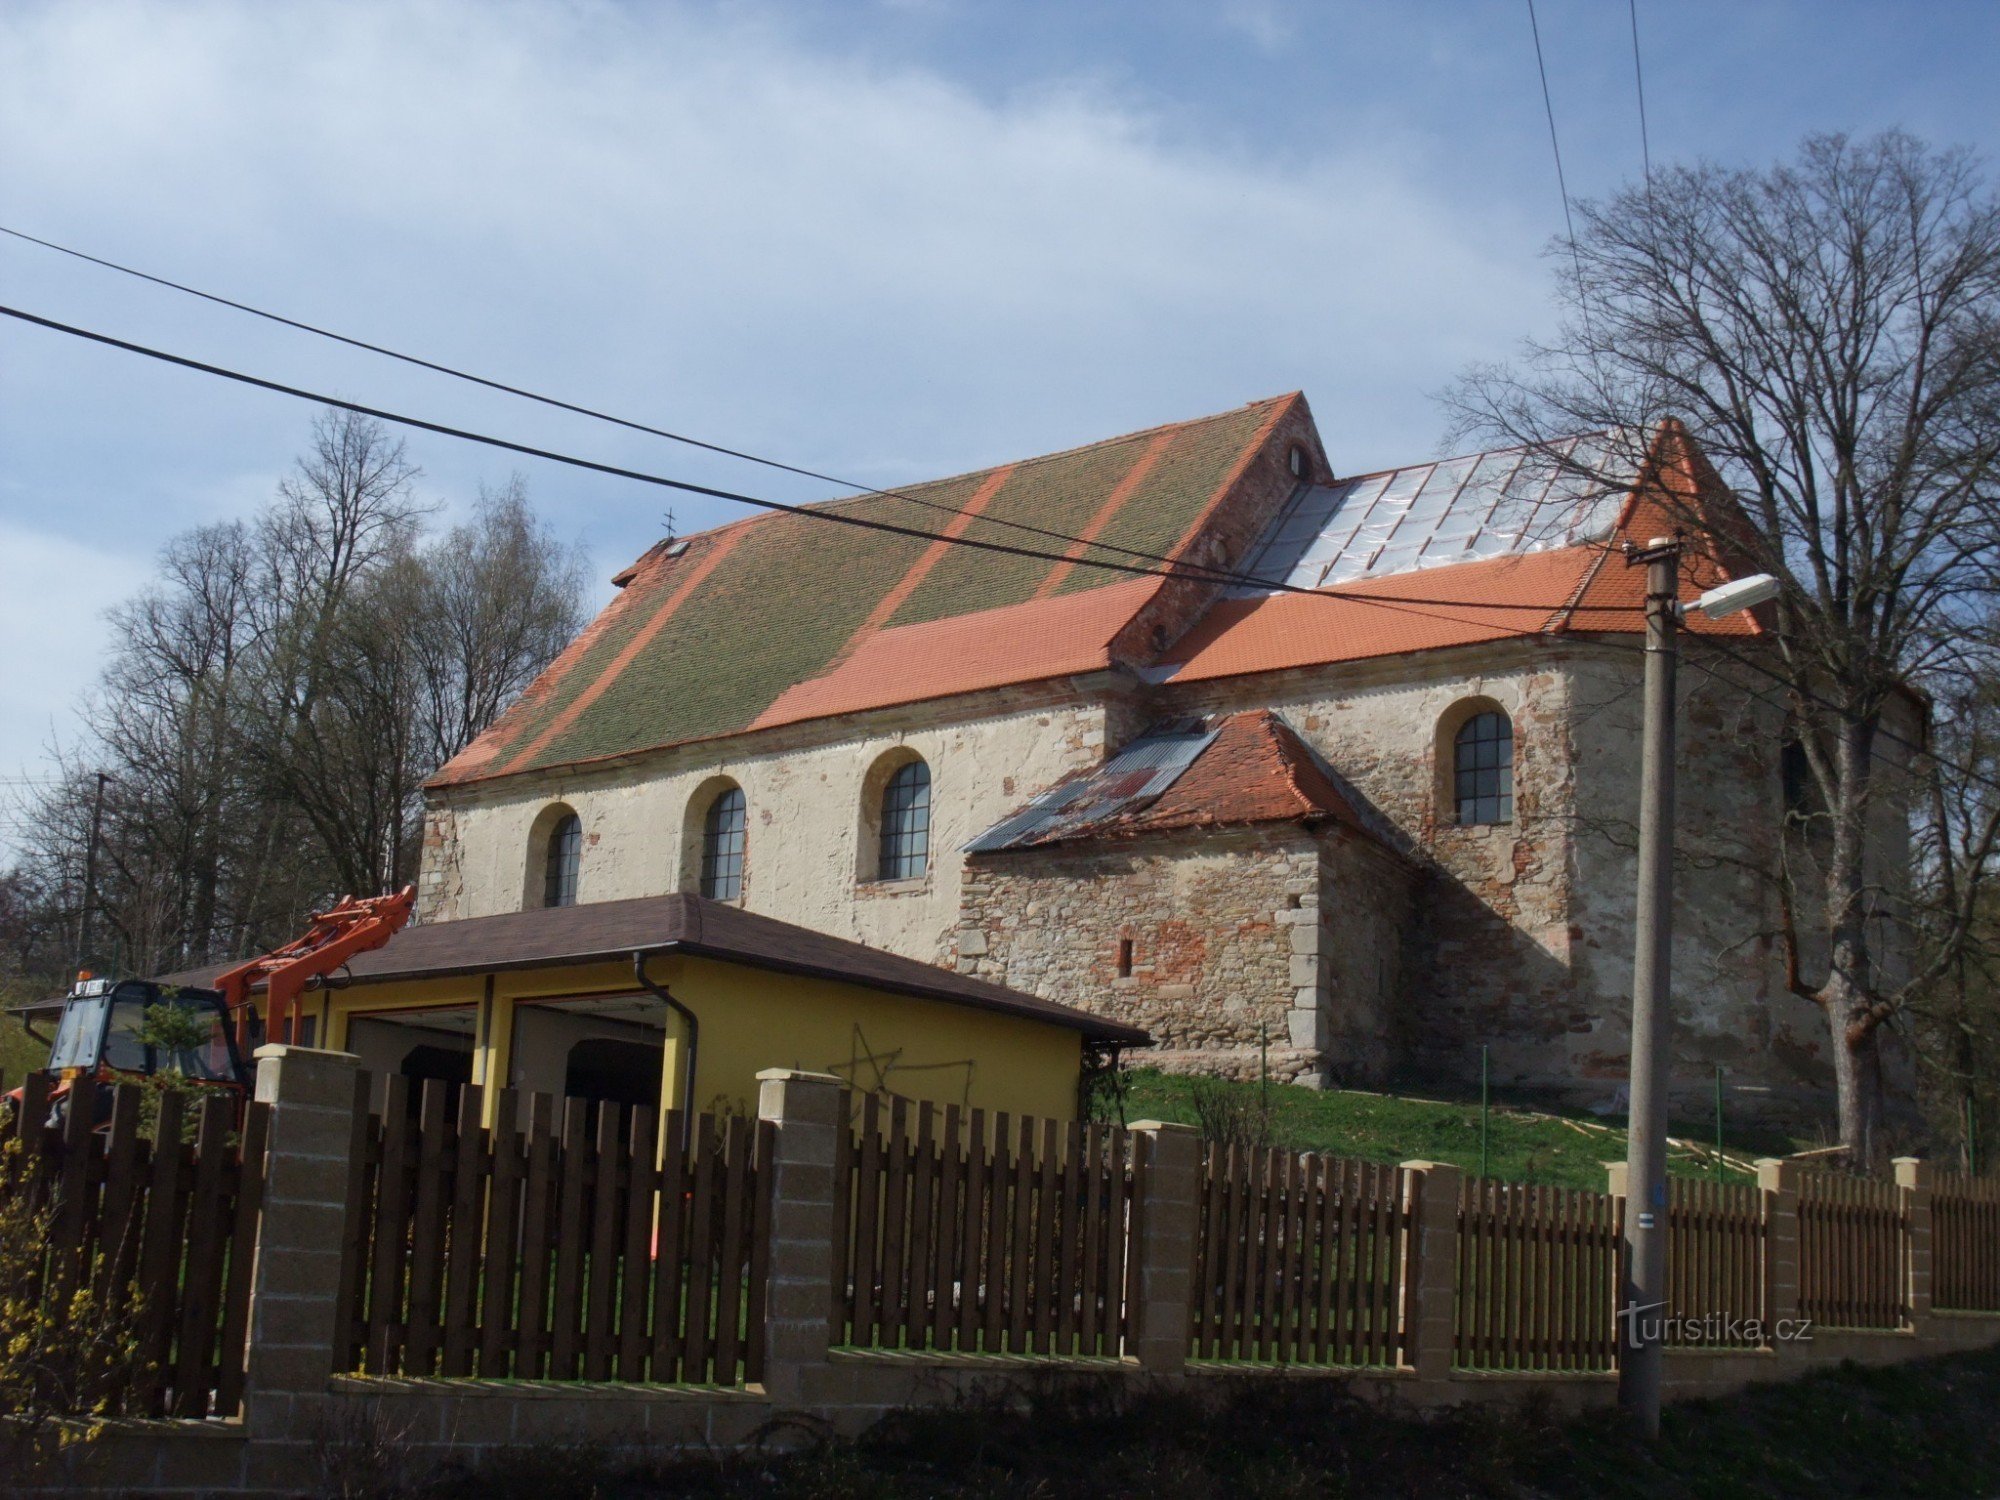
[
  {"x1": 510, "y1": 993, "x2": 671, "y2": 1126},
  {"x1": 344, "y1": 1006, "x2": 477, "y2": 1117}
]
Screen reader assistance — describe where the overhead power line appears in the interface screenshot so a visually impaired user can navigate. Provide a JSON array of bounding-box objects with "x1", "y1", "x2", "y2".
[
  {"x1": 0, "y1": 300, "x2": 1595, "y2": 620},
  {"x1": 0, "y1": 225, "x2": 1664, "y2": 619},
  {"x1": 0, "y1": 222, "x2": 1229, "y2": 574},
  {"x1": 1628, "y1": 0, "x2": 1653, "y2": 184},
  {"x1": 5, "y1": 302, "x2": 1992, "y2": 808}
]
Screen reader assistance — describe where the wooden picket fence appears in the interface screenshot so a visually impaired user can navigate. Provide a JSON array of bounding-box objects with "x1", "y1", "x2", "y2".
[
  {"x1": 1189, "y1": 1148, "x2": 1409, "y2": 1366},
  {"x1": 338, "y1": 1074, "x2": 769, "y2": 1385},
  {"x1": 1664, "y1": 1178, "x2": 1767, "y2": 1346},
  {"x1": 1933, "y1": 1172, "x2": 2000, "y2": 1312},
  {"x1": 1, "y1": 1073, "x2": 267, "y2": 1419},
  {"x1": 1454, "y1": 1180, "x2": 1621, "y2": 1372},
  {"x1": 1797, "y1": 1171, "x2": 1906, "y2": 1329},
  {"x1": 833, "y1": 1095, "x2": 1136, "y2": 1357}
]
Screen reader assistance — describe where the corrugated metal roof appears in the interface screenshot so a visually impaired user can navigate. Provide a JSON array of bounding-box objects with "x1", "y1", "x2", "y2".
[
  {"x1": 1234, "y1": 432, "x2": 1641, "y2": 595},
  {"x1": 963, "y1": 719, "x2": 1217, "y2": 852}
]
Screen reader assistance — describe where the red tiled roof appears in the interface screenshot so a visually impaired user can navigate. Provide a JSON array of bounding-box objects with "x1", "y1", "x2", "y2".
[
  {"x1": 968, "y1": 710, "x2": 1390, "y2": 852},
  {"x1": 434, "y1": 410, "x2": 1764, "y2": 787},
  {"x1": 753, "y1": 578, "x2": 1155, "y2": 729},
  {"x1": 431, "y1": 395, "x2": 1302, "y2": 787},
  {"x1": 1164, "y1": 550, "x2": 1598, "y2": 684},
  {"x1": 1110, "y1": 710, "x2": 1381, "y2": 841}
]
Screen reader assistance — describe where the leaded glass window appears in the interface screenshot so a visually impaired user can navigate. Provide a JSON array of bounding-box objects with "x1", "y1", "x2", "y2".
[
  {"x1": 543, "y1": 812, "x2": 582, "y2": 907},
  {"x1": 878, "y1": 760, "x2": 931, "y2": 881},
  {"x1": 700, "y1": 786, "x2": 747, "y2": 900},
  {"x1": 1454, "y1": 712, "x2": 1514, "y2": 825}
]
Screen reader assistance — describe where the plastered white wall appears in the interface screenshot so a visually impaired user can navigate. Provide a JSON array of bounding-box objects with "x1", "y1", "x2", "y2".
[{"x1": 421, "y1": 695, "x2": 1113, "y2": 967}]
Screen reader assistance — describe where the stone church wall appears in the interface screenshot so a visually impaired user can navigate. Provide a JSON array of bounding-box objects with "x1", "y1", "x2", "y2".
[
  {"x1": 1162, "y1": 645, "x2": 1581, "y2": 1094},
  {"x1": 955, "y1": 824, "x2": 1413, "y2": 1087}
]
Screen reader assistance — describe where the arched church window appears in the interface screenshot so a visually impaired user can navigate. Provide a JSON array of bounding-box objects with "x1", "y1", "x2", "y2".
[
  {"x1": 542, "y1": 811, "x2": 582, "y2": 907},
  {"x1": 1454, "y1": 711, "x2": 1514, "y2": 825},
  {"x1": 878, "y1": 759, "x2": 932, "y2": 881},
  {"x1": 699, "y1": 784, "x2": 747, "y2": 900}
]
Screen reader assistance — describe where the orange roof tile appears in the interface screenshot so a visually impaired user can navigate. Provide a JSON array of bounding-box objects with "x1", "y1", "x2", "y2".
[
  {"x1": 1114, "y1": 710, "x2": 1379, "y2": 840},
  {"x1": 752, "y1": 577, "x2": 1156, "y2": 729},
  {"x1": 1163, "y1": 549, "x2": 1600, "y2": 684}
]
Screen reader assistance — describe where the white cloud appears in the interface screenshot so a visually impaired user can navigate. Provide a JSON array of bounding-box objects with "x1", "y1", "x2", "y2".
[
  {"x1": 0, "y1": 522, "x2": 150, "y2": 851},
  {"x1": 0, "y1": 0, "x2": 1549, "y2": 834}
]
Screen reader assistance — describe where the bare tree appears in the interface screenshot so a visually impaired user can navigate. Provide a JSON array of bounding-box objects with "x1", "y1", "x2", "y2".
[
  {"x1": 1448, "y1": 131, "x2": 2000, "y2": 1165},
  {"x1": 404, "y1": 476, "x2": 589, "y2": 773},
  {"x1": 2, "y1": 410, "x2": 588, "y2": 985}
]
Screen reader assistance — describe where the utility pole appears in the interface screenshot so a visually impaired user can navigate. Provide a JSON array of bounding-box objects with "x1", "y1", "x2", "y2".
[
  {"x1": 1619, "y1": 536, "x2": 1680, "y2": 1436},
  {"x1": 75, "y1": 769, "x2": 111, "y2": 975},
  {"x1": 1612, "y1": 537, "x2": 1778, "y2": 1437}
]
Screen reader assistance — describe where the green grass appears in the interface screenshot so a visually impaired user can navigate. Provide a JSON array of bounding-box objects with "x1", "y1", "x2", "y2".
[
  {"x1": 1109, "y1": 1068, "x2": 1806, "y2": 1191},
  {"x1": 0, "y1": 1010, "x2": 47, "y2": 1091},
  {"x1": 405, "y1": 1344, "x2": 2000, "y2": 1499}
]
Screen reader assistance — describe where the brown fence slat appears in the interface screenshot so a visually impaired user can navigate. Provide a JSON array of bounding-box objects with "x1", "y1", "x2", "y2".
[
  {"x1": 931, "y1": 1105, "x2": 963, "y2": 1351},
  {"x1": 1032, "y1": 1118, "x2": 1059, "y2": 1355},
  {"x1": 618, "y1": 1105, "x2": 660, "y2": 1382},
  {"x1": 713, "y1": 1114, "x2": 753, "y2": 1383},
  {"x1": 548, "y1": 1098, "x2": 591, "y2": 1379},
  {"x1": 1007, "y1": 1116, "x2": 1034, "y2": 1354},
  {"x1": 214, "y1": 1098, "x2": 270, "y2": 1415},
  {"x1": 682, "y1": 1113, "x2": 720, "y2": 1382},
  {"x1": 479, "y1": 1088, "x2": 524, "y2": 1377},
  {"x1": 442, "y1": 1083, "x2": 488, "y2": 1377},
  {"x1": 516, "y1": 1092, "x2": 558, "y2": 1379},
  {"x1": 332, "y1": 1073, "x2": 375, "y2": 1374},
  {"x1": 367, "y1": 1076, "x2": 414, "y2": 1375},
  {"x1": 853, "y1": 1094, "x2": 883, "y2": 1348},
  {"x1": 649, "y1": 1108, "x2": 690, "y2": 1381},
  {"x1": 583, "y1": 1104, "x2": 626, "y2": 1380},
  {"x1": 404, "y1": 1080, "x2": 452, "y2": 1376},
  {"x1": 880, "y1": 1097, "x2": 910, "y2": 1347},
  {"x1": 906, "y1": 1102, "x2": 938, "y2": 1351},
  {"x1": 170, "y1": 1094, "x2": 234, "y2": 1416},
  {"x1": 131, "y1": 1089, "x2": 188, "y2": 1415}
]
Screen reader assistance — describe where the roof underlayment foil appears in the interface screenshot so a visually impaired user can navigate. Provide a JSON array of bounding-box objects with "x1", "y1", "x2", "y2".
[{"x1": 1234, "y1": 431, "x2": 1640, "y2": 595}]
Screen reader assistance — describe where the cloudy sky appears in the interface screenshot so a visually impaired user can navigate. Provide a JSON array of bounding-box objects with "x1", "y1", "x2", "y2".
[{"x1": 3, "y1": 0, "x2": 1998, "y2": 841}]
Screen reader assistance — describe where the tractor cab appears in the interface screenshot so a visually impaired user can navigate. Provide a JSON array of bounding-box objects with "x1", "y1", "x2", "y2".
[{"x1": 45, "y1": 976, "x2": 251, "y2": 1091}]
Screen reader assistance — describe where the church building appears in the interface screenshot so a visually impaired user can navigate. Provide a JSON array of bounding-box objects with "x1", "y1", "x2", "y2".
[{"x1": 416, "y1": 393, "x2": 1878, "y2": 1123}]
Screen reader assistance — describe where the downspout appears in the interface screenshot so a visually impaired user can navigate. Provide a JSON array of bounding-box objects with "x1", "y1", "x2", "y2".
[{"x1": 632, "y1": 950, "x2": 698, "y2": 1150}]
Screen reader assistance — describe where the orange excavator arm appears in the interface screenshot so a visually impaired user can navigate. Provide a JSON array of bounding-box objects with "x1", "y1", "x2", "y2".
[{"x1": 214, "y1": 886, "x2": 416, "y2": 1048}]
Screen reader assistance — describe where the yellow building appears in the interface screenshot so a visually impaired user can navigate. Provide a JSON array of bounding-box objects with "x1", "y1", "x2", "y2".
[{"x1": 282, "y1": 893, "x2": 1143, "y2": 1126}]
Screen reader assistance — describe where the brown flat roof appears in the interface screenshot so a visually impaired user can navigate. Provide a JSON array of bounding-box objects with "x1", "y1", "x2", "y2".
[{"x1": 161, "y1": 893, "x2": 1148, "y2": 1048}]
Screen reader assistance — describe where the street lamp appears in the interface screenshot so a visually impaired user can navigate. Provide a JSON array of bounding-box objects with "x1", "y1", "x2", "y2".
[{"x1": 1618, "y1": 538, "x2": 1779, "y2": 1436}]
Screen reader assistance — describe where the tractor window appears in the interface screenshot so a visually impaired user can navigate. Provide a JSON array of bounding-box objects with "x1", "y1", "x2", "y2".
[
  {"x1": 106, "y1": 986, "x2": 238, "y2": 1083},
  {"x1": 101, "y1": 993, "x2": 151, "y2": 1073},
  {"x1": 48, "y1": 994, "x2": 109, "y2": 1071}
]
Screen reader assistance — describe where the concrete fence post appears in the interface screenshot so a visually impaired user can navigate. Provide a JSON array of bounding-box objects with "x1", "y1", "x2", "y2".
[
  {"x1": 1124, "y1": 1120, "x2": 1200, "y2": 1374},
  {"x1": 1399, "y1": 1159, "x2": 1462, "y2": 1382},
  {"x1": 1893, "y1": 1157, "x2": 1934, "y2": 1330},
  {"x1": 756, "y1": 1068, "x2": 847, "y2": 1405},
  {"x1": 1756, "y1": 1157, "x2": 1803, "y2": 1349},
  {"x1": 242, "y1": 1045, "x2": 363, "y2": 1441}
]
